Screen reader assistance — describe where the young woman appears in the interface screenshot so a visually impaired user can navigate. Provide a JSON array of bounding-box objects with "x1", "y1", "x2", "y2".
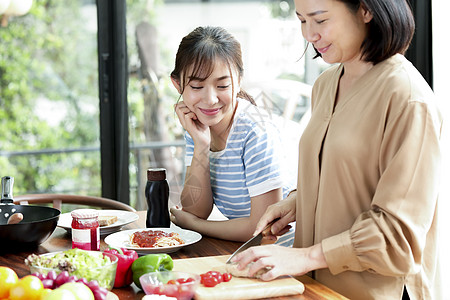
[
  {"x1": 169, "y1": 26, "x2": 297, "y2": 246},
  {"x1": 231, "y1": 1, "x2": 442, "y2": 299}
]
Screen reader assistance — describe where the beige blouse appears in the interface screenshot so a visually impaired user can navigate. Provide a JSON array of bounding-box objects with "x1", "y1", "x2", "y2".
[{"x1": 294, "y1": 54, "x2": 442, "y2": 299}]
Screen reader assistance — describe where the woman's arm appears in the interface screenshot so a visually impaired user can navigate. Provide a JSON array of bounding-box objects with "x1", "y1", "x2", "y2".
[
  {"x1": 180, "y1": 160, "x2": 214, "y2": 219},
  {"x1": 175, "y1": 101, "x2": 214, "y2": 219},
  {"x1": 171, "y1": 188, "x2": 283, "y2": 242}
]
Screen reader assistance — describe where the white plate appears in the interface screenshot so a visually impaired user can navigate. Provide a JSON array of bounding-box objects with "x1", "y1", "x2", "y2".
[
  {"x1": 104, "y1": 225, "x2": 202, "y2": 255},
  {"x1": 57, "y1": 210, "x2": 139, "y2": 236}
]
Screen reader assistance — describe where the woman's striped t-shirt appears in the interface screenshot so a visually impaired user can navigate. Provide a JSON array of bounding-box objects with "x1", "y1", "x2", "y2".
[{"x1": 184, "y1": 99, "x2": 298, "y2": 246}]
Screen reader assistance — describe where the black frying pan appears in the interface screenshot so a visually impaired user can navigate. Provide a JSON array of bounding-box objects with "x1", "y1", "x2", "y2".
[{"x1": 0, "y1": 176, "x2": 60, "y2": 251}]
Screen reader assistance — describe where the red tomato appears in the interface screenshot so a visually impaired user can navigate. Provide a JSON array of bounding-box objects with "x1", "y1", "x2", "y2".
[
  {"x1": 200, "y1": 273, "x2": 207, "y2": 285},
  {"x1": 201, "y1": 275, "x2": 219, "y2": 288},
  {"x1": 222, "y1": 273, "x2": 232, "y2": 282},
  {"x1": 200, "y1": 271, "x2": 232, "y2": 287},
  {"x1": 166, "y1": 279, "x2": 178, "y2": 285},
  {"x1": 205, "y1": 271, "x2": 222, "y2": 283},
  {"x1": 176, "y1": 277, "x2": 195, "y2": 284}
]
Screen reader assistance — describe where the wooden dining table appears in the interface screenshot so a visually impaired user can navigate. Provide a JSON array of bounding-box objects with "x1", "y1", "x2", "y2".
[{"x1": 0, "y1": 210, "x2": 348, "y2": 300}]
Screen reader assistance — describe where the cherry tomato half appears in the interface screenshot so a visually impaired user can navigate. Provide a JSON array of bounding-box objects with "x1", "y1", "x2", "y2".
[
  {"x1": 222, "y1": 273, "x2": 232, "y2": 282},
  {"x1": 201, "y1": 275, "x2": 219, "y2": 287},
  {"x1": 176, "y1": 277, "x2": 195, "y2": 284},
  {"x1": 199, "y1": 270, "x2": 233, "y2": 287},
  {"x1": 205, "y1": 271, "x2": 223, "y2": 283}
]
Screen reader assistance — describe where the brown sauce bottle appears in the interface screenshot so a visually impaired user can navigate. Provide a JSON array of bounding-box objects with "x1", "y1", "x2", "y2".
[{"x1": 145, "y1": 168, "x2": 170, "y2": 228}]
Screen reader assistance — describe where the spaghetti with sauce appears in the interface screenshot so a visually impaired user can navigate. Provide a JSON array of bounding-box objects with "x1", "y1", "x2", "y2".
[{"x1": 130, "y1": 230, "x2": 185, "y2": 248}]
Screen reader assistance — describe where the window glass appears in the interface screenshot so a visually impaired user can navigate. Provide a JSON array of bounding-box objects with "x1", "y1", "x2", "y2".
[
  {"x1": 126, "y1": 0, "x2": 325, "y2": 209},
  {"x1": 0, "y1": 1, "x2": 100, "y2": 195}
]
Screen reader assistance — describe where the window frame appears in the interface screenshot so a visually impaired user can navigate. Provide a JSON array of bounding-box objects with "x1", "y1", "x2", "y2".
[{"x1": 97, "y1": 0, "x2": 130, "y2": 204}]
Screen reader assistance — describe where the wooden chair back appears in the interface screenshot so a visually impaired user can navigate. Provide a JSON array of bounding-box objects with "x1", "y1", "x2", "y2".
[{"x1": 14, "y1": 194, "x2": 136, "y2": 212}]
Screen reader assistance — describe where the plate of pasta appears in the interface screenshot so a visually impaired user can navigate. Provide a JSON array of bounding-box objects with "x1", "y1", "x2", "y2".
[{"x1": 104, "y1": 225, "x2": 202, "y2": 255}]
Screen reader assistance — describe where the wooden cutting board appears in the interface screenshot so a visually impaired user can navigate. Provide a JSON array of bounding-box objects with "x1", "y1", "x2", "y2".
[{"x1": 173, "y1": 255, "x2": 304, "y2": 300}]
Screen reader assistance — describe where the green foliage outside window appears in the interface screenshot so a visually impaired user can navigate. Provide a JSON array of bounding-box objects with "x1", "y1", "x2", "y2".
[{"x1": 0, "y1": 1, "x2": 100, "y2": 195}]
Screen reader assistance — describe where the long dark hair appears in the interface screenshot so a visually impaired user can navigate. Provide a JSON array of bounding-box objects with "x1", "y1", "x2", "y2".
[
  {"x1": 171, "y1": 26, "x2": 255, "y2": 104},
  {"x1": 312, "y1": 0, "x2": 415, "y2": 64}
]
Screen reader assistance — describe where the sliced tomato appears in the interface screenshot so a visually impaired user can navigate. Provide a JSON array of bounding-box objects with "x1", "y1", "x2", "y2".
[
  {"x1": 205, "y1": 271, "x2": 222, "y2": 283},
  {"x1": 176, "y1": 277, "x2": 195, "y2": 284},
  {"x1": 202, "y1": 275, "x2": 219, "y2": 287},
  {"x1": 222, "y1": 273, "x2": 232, "y2": 282}
]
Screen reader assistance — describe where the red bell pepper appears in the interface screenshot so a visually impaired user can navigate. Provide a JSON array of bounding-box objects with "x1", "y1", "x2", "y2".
[{"x1": 104, "y1": 246, "x2": 138, "y2": 288}]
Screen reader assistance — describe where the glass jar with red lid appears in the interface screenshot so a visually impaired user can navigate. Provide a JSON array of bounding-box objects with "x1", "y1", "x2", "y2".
[{"x1": 71, "y1": 209, "x2": 100, "y2": 251}]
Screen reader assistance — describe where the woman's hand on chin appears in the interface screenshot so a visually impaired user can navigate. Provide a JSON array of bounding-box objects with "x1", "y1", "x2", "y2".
[{"x1": 175, "y1": 101, "x2": 210, "y2": 147}]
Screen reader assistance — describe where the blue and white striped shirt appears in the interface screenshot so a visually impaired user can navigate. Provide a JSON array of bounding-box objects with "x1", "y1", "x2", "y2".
[{"x1": 185, "y1": 99, "x2": 298, "y2": 246}]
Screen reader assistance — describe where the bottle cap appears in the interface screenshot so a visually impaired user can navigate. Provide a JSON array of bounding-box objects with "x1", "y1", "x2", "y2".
[
  {"x1": 71, "y1": 209, "x2": 99, "y2": 219},
  {"x1": 147, "y1": 168, "x2": 166, "y2": 181}
]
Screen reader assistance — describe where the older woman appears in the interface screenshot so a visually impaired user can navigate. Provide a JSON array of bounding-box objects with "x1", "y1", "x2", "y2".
[{"x1": 231, "y1": 1, "x2": 442, "y2": 299}]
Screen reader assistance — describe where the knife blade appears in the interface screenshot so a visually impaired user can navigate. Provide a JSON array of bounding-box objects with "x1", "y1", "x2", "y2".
[{"x1": 226, "y1": 219, "x2": 278, "y2": 264}]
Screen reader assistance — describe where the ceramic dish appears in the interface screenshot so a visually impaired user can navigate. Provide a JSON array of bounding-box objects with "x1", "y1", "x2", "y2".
[
  {"x1": 104, "y1": 225, "x2": 202, "y2": 255},
  {"x1": 57, "y1": 210, "x2": 139, "y2": 235}
]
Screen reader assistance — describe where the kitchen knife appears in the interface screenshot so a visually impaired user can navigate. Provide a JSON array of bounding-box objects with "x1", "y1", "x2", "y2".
[{"x1": 226, "y1": 219, "x2": 278, "y2": 264}]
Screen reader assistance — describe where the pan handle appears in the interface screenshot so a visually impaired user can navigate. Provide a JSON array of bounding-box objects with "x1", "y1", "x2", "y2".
[{"x1": 1, "y1": 176, "x2": 14, "y2": 204}]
